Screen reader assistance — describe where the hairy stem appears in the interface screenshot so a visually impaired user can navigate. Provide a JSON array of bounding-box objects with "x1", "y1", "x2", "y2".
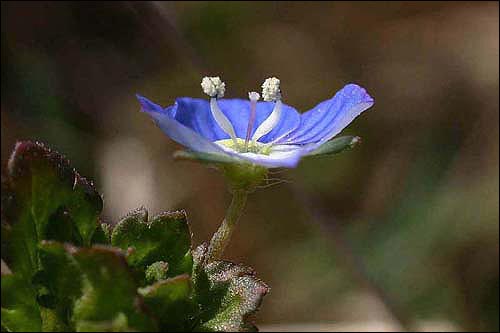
[{"x1": 206, "y1": 190, "x2": 248, "y2": 262}]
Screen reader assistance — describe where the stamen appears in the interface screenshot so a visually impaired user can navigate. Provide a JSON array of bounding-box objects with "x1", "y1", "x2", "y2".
[
  {"x1": 201, "y1": 76, "x2": 237, "y2": 144},
  {"x1": 252, "y1": 101, "x2": 282, "y2": 142},
  {"x1": 261, "y1": 77, "x2": 281, "y2": 102},
  {"x1": 201, "y1": 76, "x2": 225, "y2": 98},
  {"x1": 245, "y1": 92, "x2": 260, "y2": 151},
  {"x1": 252, "y1": 77, "x2": 282, "y2": 142}
]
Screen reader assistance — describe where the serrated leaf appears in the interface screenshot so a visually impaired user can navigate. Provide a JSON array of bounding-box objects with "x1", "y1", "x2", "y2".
[
  {"x1": 111, "y1": 207, "x2": 193, "y2": 280},
  {"x1": 1, "y1": 274, "x2": 41, "y2": 331},
  {"x1": 70, "y1": 246, "x2": 156, "y2": 332},
  {"x1": 1, "y1": 141, "x2": 104, "y2": 332},
  {"x1": 1, "y1": 141, "x2": 103, "y2": 281},
  {"x1": 307, "y1": 135, "x2": 361, "y2": 157},
  {"x1": 139, "y1": 275, "x2": 195, "y2": 331},
  {"x1": 192, "y1": 244, "x2": 269, "y2": 332}
]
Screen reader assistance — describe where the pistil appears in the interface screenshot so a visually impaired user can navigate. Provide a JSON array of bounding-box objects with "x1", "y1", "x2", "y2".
[{"x1": 244, "y1": 92, "x2": 260, "y2": 151}]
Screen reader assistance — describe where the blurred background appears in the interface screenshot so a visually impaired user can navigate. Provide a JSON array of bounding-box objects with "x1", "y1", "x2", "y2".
[{"x1": 1, "y1": 1, "x2": 498, "y2": 331}]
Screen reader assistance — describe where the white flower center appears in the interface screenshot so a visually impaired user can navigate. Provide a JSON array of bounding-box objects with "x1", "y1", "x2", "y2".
[{"x1": 201, "y1": 76, "x2": 285, "y2": 155}]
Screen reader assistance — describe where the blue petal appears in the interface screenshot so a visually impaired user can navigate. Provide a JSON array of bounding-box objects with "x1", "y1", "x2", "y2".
[
  {"x1": 137, "y1": 95, "x2": 228, "y2": 155},
  {"x1": 172, "y1": 98, "x2": 300, "y2": 143},
  {"x1": 254, "y1": 101, "x2": 301, "y2": 143},
  {"x1": 136, "y1": 94, "x2": 174, "y2": 117},
  {"x1": 171, "y1": 98, "x2": 226, "y2": 141},
  {"x1": 277, "y1": 84, "x2": 374, "y2": 145}
]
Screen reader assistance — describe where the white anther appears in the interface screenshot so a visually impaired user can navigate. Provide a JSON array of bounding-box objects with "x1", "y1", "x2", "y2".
[
  {"x1": 248, "y1": 91, "x2": 260, "y2": 102},
  {"x1": 201, "y1": 76, "x2": 225, "y2": 98},
  {"x1": 261, "y1": 77, "x2": 281, "y2": 101}
]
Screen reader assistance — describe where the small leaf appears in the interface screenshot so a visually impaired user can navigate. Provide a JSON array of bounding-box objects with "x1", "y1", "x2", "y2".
[
  {"x1": 192, "y1": 244, "x2": 269, "y2": 332},
  {"x1": 70, "y1": 246, "x2": 156, "y2": 332},
  {"x1": 307, "y1": 135, "x2": 361, "y2": 157},
  {"x1": 1, "y1": 141, "x2": 103, "y2": 281},
  {"x1": 145, "y1": 261, "x2": 169, "y2": 284},
  {"x1": 139, "y1": 275, "x2": 195, "y2": 331},
  {"x1": 1, "y1": 141, "x2": 103, "y2": 331},
  {"x1": 111, "y1": 208, "x2": 193, "y2": 280},
  {"x1": 1, "y1": 274, "x2": 41, "y2": 332}
]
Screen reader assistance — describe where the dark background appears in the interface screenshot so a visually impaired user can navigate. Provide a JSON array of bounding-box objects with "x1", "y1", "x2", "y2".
[{"x1": 2, "y1": 1, "x2": 498, "y2": 331}]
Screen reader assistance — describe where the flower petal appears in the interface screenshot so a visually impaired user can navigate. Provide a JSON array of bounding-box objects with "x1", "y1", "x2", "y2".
[
  {"x1": 173, "y1": 97, "x2": 228, "y2": 141},
  {"x1": 136, "y1": 94, "x2": 174, "y2": 117},
  {"x1": 277, "y1": 84, "x2": 374, "y2": 145},
  {"x1": 137, "y1": 95, "x2": 230, "y2": 155},
  {"x1": 173, "y1": 98, "x2": 301, "y2": 143}
]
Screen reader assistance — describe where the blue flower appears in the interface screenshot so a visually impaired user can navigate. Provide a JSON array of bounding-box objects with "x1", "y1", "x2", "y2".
[{"x1": 137, "y1": 77, "x2": 374, "y2": 168}]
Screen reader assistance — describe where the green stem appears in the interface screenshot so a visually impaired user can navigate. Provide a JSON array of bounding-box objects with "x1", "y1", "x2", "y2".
[{"x1": 206, "y1": 190, "x2": 248, "y2": 262}]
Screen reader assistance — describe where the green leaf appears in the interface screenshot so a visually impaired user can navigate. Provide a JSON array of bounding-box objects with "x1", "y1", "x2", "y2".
[
  {"x1": 306, "y1": 135, "x2": 361, "y2": 157},
  {"x1": 70, "y1": 246, "x2": 156, "y2": 332},
  {"x1": 173, "y1": 150, "x2": 237, "y2": 165},
  {"x1": 40, "y1": 307, "x2": 68, "y2": 332},
  {"x1": 139, "y1": 275, "x2": 195, "y2": 331},
  {"x1": 144, "y1": 261, "x2": 169, "y2": 284},
  {"x1": 1, "y1": 274, "x2": 41, "y2": 332},
  {"x1": 1, "y1": 141, "x2": 104, "y2": 331},
  {"x1": 73, "y1": 312, "x2": 134, "y2": 332},
  {"x1": 33, "y1": 241, "x2": 83, "y2": 330},
  {"x1": 91, "y1": 223, "x2": 112, "y2": 245},
  {"x1": 1, "y1": 141, "x2": 103, "y2": 280},
  {"x1": 111, "y1": 207, "x2": 193, "y2": 280},
  {"x1": 192, "y1": 244, "x2": 269, "y2": 332}
]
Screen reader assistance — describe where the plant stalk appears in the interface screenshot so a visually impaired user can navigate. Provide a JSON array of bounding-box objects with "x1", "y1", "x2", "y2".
[{"x1": 205, "y1": 190, "x2": 248, "y2": 262}]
